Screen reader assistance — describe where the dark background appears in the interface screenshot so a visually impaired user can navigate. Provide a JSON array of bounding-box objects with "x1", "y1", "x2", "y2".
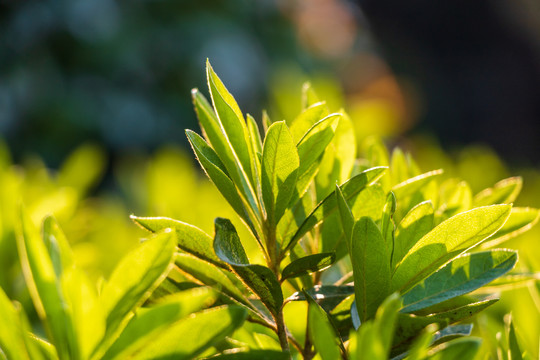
[{"x1": 1, "y1": 0, "x2": 539, "y2": 167}]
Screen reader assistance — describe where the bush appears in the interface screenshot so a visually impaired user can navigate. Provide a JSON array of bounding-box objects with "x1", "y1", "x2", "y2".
[{"x1": 0, "y1": 61, "x2": 538, "y2": 359}]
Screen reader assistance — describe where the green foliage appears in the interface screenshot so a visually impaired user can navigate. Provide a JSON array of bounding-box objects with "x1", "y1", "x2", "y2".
[{"x1": 1, "y1": 61, "x2": 539, "y2": 359}]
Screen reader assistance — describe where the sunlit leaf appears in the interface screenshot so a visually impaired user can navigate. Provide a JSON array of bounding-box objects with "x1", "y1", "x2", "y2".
[
  {"x1": 392, "y1": 170, "x2": 443, "y2": 200},
  {"x1": 132, "y1": 305, "x2": 248, "y2": 360},
  {"x1": 351, "y1": 217, "x2": 391, "y2": 322},
  {"x1": 473, "y1": 177, "x2": 522, "y2": 207},
  {"x1": 401, "y1": 250, "x2": 517, "y2": 312},
  {"x1": 132, "y1": 215, "x2": 226, "y2": 268},
  {"x1": 207, "y1": 350, "x2": 290, "y2": 359},
  {"x1": 102, "y1": 287, "x2": 218, "y2": 360},
  {"x1": 17, "y1": 208, "x2": 77, "y2": 359},
  {"x1": 206, "y1": 60, "x2": 254, "y2": 189},
  {"x1": 262, "y1": 121, "x2": 299, "y2": 225},
  {"x1": 185, "y1": 131, "x2": 251, "y2": 226},
  {"x1": 481, "y1": 207, "x2": 540, "y2": 249},
  {"x1": 392, "y1": 205, "x2": 512, "y2": 293},
  {"x1": 0, "y1": 288, "x2": 35, "y2": 360},
  {"x1": 99, "y1": 230, "x2": 176, "y2": 341},
  {"x1": 282, "y1": 166, "x2": 387, "y2": 254},
  {"x1": 289, "y1": 102, "x2": 327, "y2": 143}
]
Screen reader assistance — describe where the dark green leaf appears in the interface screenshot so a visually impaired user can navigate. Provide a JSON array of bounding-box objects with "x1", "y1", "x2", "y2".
[
  {"x1": 507, "y1": 315, "x2": 523, "y2": 360},
  {"x1": 381, "y1": 192, "x2": 397, "y2": 258},
  {"x1": 305, "y1": 292, "x2": 343, "y2": 360},
  {"x1": 281, "y1": 252, "x2": 336, "y2": 281},
  {"x1": 214, "y1": 218, "x2": 283, "y2": 317},
  {"x1": 425, "y1": 337, "x2": 481, "y2": 359},
  {"x1": 390, "y1": 314, "x2": 449, "y2": 357},
  {"x1": 426, "y1": 299, "x2": 498, "y2": 324},
  {"x1": 286, "y1": 285, "x2": 355, "y2": 302},
  {"x1": 401, "y1": 250, "x2": 517, "y2": 312},
  {"x1": 391, "y1": 205, "x2": 512, "y2": 293}
]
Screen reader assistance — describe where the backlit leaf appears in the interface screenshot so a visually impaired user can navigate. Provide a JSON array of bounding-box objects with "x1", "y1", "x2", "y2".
[
  {"x1": 392, "y1": 170, "x2": 443, "y2": 200},
  {"x1": 262, "y1": 121, "x2": 299, "y2": 225},
  {"x1": 282, "y1": 166, "x2": 387, "y2": 254},
  {"x1": 473, "y1": 177, "x2": 522, "y2": 207},
  {"x1": 351, "y1": 217, "x2": 391, "y2": 322},
  {"x1": 392, "y1": 205, "x2": 512, "y2": 293},
  {"x1": 99, "y1": 230, "x2": 176, "y2": 340},
  {"x1": 306, "y1": 292, "x2": 343, "y2": 360},
  {"x1": 132, "y1": 305, "x2": 248, "y2": 360},
  {"x1": 481, "y1": 207, "x2": 540, "y2": 249}
]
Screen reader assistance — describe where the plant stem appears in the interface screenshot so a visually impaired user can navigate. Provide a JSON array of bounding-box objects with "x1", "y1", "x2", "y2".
[{"x1": 275, "y1": 309, "x2": 290, "y2": 355}]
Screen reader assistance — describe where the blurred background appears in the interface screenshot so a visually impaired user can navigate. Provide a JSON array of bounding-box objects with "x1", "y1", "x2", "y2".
[
  {"x1": 2, "y1": 0, "x2": 540, "y2": 167},
  {"x1": 1, "y1": 0, "x2": 540, "y2": 356}
]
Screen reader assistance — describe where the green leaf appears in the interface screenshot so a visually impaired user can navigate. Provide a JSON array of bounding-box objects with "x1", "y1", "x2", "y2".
[
  {"x1": 191, "y1": 89, "x2": 247, "y2": 194},
  {"x1": 507, "y1": 315, "x2": 523, "y2": 360},
  {"x1": 392, "y1": 170, "x2": 443, "y2": 200},
  {"x1": 206, "y1": 60, "x2": 254, "y2": 189},
  {"x1": 42, "y1": 216, "x2": 74, "y2": 278},
  {"x1": 296, "y1": 113, "x2": 340, "y2": 197},
  {"x1": 336, "y1": 184, "x2": 354, "y2": 247},
  {"x1": 481, "y1": 207, "x2": 540, "y2": 249},
  {"x1": 287, "y1": 285, "x2": 355, "y2": 303},
  {"x1": 17, "y1": 208, "x2": 77, "y2": 360},
  {"x1": 374, "y1": 293, "x2": 402, "y2": 356},
  {"x1": 363, "y1": 137, "x2": 391, "y2": 191},
  {"x1": 381, "y1": 192, "x2": 397, "y2": 254},
  {"x1": 185, "y1": 131, "x2": 251, "y2": 226},
  {"x1": 351, "y1": 217, "x2": 391, "y2": 322},
  {"x1": 473, "y1": 176, "x2": 522, "y2": 207},
  {"x1": 214, "y1": 218, "x2": 283, "y2": 317},
  {"x1": 207, "y1": 350, "x2": 290, "y2": 359},
  {"x1": 102, "y1": 287, "x2": 218, "y2": 360},
  {"x1": 247, "y1": 114, "x2": 263, "y2": 156},
  {"x1": 425, "y1": 337, "x2": 482, "y2": 359},
  {"x1": 404, "y1": 324, "x2": 438, "y2": 360},
  {"x1": 132, "y1": 305, "x2": 248, "y2": 360},
  {"x1": 393, "y1": 201, "x2": 434, "y2": 269},
  {"x1": 174, "y1": 253, "x2": 253, "y2": 310},
  {"x1": 98, "y1": 229, "x2": 176, "y2": 341},
  {"x1": 289, "y1": 102, "x2": 327, "y2": 143},
  {"x1": 281, "y1": 252, "x2": 336, "y2": 281},
  {"x1": 390, "y1": 148, "x2": 410, "y2": 185},
  {"x1": 392, "y1": 204, "x2": 512, "y2": 293},
  {"x1": 61, "y1": 267, "x2": 104, "y2": 359},
  {"x1": 401, "y1": 250, "x2": 517, "y2": 312},
  {"x1": 0, "y1": 288, "x2": 35, "y2": 360},
  {"x1": 282, "y1": 166, "x2": 387, "y2": 254},
  {"x1": 301, "y1": 82, "x2": 322, "y2": 110},
  {"x1": 131, "y1": 216, "x2": 225, "y2": 269},
  {"x1": 391, "y1": 314, "x2": 449, "y2": 357},
  {"x1": 262, "y1": 121, "x2": 300, "y2": 225},
  {"x1": 306, "y1": 292, "x2": 343, "y2": 360},
  {"x1": 426, "y1": 298, "x2": 498, "y2": 324},
  {"x1": 437, "y1": 180, "x2": 472, "y2": 221}
]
